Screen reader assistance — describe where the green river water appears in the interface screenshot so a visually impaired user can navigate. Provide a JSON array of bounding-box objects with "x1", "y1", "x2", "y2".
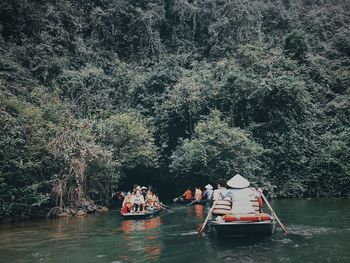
[{"x1": 0, "y1": 199, "x2": 349, "y2": 263}]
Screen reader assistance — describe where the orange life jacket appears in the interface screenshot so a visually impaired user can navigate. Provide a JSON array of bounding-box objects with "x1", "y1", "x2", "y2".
[
  {"x1": 183, "y1": 190, "x2": 192, "y2": 200},
  {"x1": 223, "y1": 213, "x2": 272, "y2": 222},
  {"x1": 146, "y1": 194, "x2": 155, "y2": 205},
  {"x1": 123, "y1": 196, "x2": 132, "y2": 205}
]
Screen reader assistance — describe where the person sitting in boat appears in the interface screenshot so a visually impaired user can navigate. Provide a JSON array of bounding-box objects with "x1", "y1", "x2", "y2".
[
  {"x1": 182, "y1": 187, "x2": 193, "y2": 201},
  {"x1": 226, "y1": 174, "x2": 256, "y2": 214},
  {"x1": 150, "y1": 188, "x2": 161, "y2": 210},
  {"x1": 141, "y1": 186, "x2": 148, "y2": 199},
  {"x1": 131, "y1": 190, "x2": 145, "y2": 212},
  {"x1": 251, "y1": 184, "x2": 264, "y2": 212},
  {"x1": 122, "y1": 192, "x2": 133, "y2": 213},
  {"x1": 194, "y1": 187, "x2": 203, "y2": 201},
  {"x1": 132, "y1": 185, "x2": 141, "y2": 195},
  {"x1": 145, "y1": 189, "x2": 156, "y2": 209},
  {"x1": 202, "y1": 184, "x2": 214, "y2": 200},
  {"x1": 213, "y1": 178, "x2": 228, "y2": 201}
]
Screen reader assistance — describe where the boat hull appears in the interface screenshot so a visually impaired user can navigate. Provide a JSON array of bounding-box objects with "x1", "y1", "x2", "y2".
[
  {"x1": 121, "y1": 210, "x2": 160, "y2": 220},
  {"x1": 210, "y1": 220, "x2": 274, "y2": 237},
  {"x1": 191, "y1": 199, "x2": 210, "y2": 205},
  {"x1": 175, "y1": 199, "x2": 210, "y2": 205}
]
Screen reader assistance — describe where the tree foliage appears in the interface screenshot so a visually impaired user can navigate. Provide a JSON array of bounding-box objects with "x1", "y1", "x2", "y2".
[
  {"x1": 170, "y1": 111, "x2": 263, "y2": 183},
  {"x1": 0, "y1": 0, "x2": 349, "y2": 220}
]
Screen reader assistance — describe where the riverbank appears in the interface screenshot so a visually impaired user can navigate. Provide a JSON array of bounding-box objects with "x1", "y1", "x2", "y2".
[{"x1": 0, "y1": 202, "x2": 109, "y2": 224}]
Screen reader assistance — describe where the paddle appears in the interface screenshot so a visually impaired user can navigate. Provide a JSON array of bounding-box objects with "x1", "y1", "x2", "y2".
[
  {"x1": 161, "y1": 203, "x2": 174, "y2": 212},
  {"x1": 260, "y1": 192, "x2": 288, "y2": 234},
  {"x1": 187, "y1": 199, "x2": 199, "y2": 206},
  {"x1": 160, "y1": 203, "x2": 171, "y2": 209},
  {"x1": 173, "y1": 195, "x2": 182, "y2": 203},
  {"x1": 197, "y1": 198, "x2": 218, "y2": 233}
]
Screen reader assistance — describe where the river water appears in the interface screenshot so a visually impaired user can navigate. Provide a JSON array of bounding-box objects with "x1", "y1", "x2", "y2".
[{"x1": 0, "y1": 199, "x2": 349, "y2": 263}]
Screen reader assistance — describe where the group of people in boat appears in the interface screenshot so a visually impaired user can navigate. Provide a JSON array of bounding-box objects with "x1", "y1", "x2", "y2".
[
  {"x1": 120, "y1": 175, "x2": 263, "y2": 216},
  {"x1": 121, "y1": 185, "x2": 161, "y2": 214},
  {"x1": 117, "y1": 174, "x2": 277, "y2": 236},
  {"x1": 180, "y1": 174, "x2": 264, "y2": 214},
  {"x1": 181, "y1": 184, "x2": 214, "y2": 202}
]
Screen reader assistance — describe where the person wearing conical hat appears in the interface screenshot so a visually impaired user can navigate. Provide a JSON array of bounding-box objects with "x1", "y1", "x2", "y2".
[
  {"x1": 226, "y1": 174, "x2": 251, "y2": 188},
  {"x1": 227, "y1": 174, "x2": 256, "y2": 214},
  {"x1": 202, "y1": 184, "x2": 214, "y2": 200}
]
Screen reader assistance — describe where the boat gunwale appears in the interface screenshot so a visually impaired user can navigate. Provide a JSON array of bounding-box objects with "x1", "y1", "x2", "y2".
[
  {"x1": 120, "y1": 209, "x2": 161, "y2": 219},
  {"x1": 210, "y1": 219, "x2": 274, "y2": 226}
]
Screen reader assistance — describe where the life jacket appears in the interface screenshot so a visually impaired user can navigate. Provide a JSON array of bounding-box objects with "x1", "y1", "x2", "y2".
[
  {"x1": 258, "y1": 196, "x2": 263, "y2": 208},
  {"x1": 146, "y1": 194, "x2": 155, "y2": 204},
  {"x1": 122, "y1": 196, "x2": 133, "y2": 213},
  {"x1": 250, "y1": 187, "x2": 264, "y2": 209},
  {"x1": 123, "y1": 196, "x2": 132, "y2": 206},
  {"x1": 212, "y1": 200, "x2": 232, "y2": 215},
  {"x1": 223, "y1": 213, "x2": 272, "y2": 222}
]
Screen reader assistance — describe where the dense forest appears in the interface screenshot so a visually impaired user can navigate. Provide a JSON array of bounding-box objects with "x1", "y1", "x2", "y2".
[{"x1": 0, "y1": 0, "x2": 349, "y2": 221}]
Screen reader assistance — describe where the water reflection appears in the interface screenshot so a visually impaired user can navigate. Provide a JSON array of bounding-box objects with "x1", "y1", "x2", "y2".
[
  {"x1": 186, "y1": 206, "x2": 193, "y2": 217},
  {"x1": 143, "y1": 216, "x2": 161, "y2": 230},
  {"x1": 194, "y1": 204, "x2": 204, "y2": 219},
  {"x1": 48, "y1": 218, "x2": 70, "y2": 240},
  {"x1": 121, "y1": 220, "x2": 142, "y2": 234},
  {"x1": 119, "y1": 217, "x2": 162, "y2": 261},
  {"x1": 1, "y1": 200, "x2": 349, "y2": 263},
  {"x1": 121, "y1": 216, "x2": 161, "y2": 234}
]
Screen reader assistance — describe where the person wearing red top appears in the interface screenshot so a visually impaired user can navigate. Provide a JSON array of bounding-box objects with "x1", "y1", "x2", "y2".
[{"x1": 182, "y1": 188, "x2": 192, "y2": 200}]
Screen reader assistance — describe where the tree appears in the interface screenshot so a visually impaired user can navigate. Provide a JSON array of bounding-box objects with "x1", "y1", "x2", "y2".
[
  {"x1": 96, "y1": 112, "x2": 159, "y2": 171},
  {"x1": 284, "y1": 30, "x2": 309, "y2": 61},
  {"x1": 170, "y1": 110, "x2": 264, "y2": 185},
  {"x1": 48, "y1": 116, "x2": 113, "y2": 211},
  {"x1": 0, "y1": 90, "x2": 53, "y2": 219}
]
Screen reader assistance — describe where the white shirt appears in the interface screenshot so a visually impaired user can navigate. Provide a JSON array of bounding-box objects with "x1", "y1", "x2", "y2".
[
  {"x1": 131, "y1": 195, "x2": 145, "y2": 205},
  {"x1": 229, "y1": 188, "x2": 256, "y2": 214},
  {"x1": 213, "y1": 186, "x2": 228, "y2": 201}
]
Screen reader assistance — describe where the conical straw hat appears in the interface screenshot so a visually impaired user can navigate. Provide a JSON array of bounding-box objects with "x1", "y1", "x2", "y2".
[
  {"x1": 226, "y1": 174, "x2": 250, "y2": 188},
  {"x1": 205, "y1": 184, "x2": 213, "y2": 190}
]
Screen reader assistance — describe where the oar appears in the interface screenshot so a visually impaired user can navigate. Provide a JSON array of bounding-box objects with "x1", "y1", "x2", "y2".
[
  {"x1": 161, "y1": 203, "x2": 174, "y2": 212},
  {"x1": 187, "y1": 199, "x2": 199, "y2": 206},
  {"x1": 261, "y1": 192, "x2": 288, "y2": 234},
  {"x1": 198, "y1": 198, "x2": 218, "y2": 233},
  {"x1": 173, "y1": 195, "x2": 182, "y2": 203},
  {"x1": 161, "y1": 203, "x2": 171, "y2": 209}
]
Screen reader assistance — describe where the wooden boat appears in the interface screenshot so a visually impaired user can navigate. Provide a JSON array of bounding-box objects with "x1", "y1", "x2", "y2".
[
  {"x1": 210, "y1": 214, "x2": 275, "y2": 236},
  {"x1": 209, "y1": 198, "x2": 276, "y2": 236},
  {"x1": 121, "y1": 209, "x2": 161, "y2": 220},
  {"x1": 201, "y1": 175, "x2": 284, "y2": 236},
  {"x1": 190, "y1": 199, "x2": 210, "y2": 205}
]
